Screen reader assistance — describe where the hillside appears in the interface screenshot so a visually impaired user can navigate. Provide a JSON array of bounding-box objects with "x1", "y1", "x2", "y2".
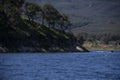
[
  {"x1": 0, "y1": 19, "x2": 79, "y2": 52},
  {"x1": 27, "y1": 0, "x2": 120, "y2": 35},
  {"x1": 0, "y1": 0, "x2": 89, "y2": 52}
]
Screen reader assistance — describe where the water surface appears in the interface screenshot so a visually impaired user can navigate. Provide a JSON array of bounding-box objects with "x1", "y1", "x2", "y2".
[{"x1": 0, "y1": 51, "x2": 120, "y2": 80}]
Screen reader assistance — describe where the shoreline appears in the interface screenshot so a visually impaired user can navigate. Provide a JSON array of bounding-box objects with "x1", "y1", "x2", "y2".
[
  {"x1": 83, "y1": 43, "x2": 120, "y2": 51},
  {"x1": 84, "y1": 46, "x2": 120, "y2": 51},
  {"x1": 0, "y1": 46, "x2": 89, "y2": 53}
]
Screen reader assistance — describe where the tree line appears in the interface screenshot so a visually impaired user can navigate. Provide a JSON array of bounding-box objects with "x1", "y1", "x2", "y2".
[
  {"x1": 77, "y1": 33, "x2": 120, "y2": 45},
  {"x1": 0, "y1": 0, "x2": 71, "y2": 32},
  {"x1": 0, "y1": 0, "x2": 78, "y2": 52},
  {"x1": 24, "y1": 2, "x2": 71, "y2": 30}
]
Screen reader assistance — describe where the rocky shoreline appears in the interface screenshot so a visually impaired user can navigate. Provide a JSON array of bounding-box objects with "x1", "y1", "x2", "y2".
[{"x1": 0, "y1": 46, "x2": 89, "y2": 53}]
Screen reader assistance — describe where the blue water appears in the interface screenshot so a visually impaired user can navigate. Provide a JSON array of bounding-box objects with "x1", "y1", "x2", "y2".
[{"x1": 0, "y1": 51, "x2": 120, "y2": 80}]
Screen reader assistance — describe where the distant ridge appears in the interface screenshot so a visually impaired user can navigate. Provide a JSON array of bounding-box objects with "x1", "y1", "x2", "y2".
[{"x1": 27, "y1": 0, "x2": 120, "y2": 35}]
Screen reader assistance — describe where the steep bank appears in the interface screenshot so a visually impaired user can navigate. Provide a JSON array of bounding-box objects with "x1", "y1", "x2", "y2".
[
  {"x1": 0, "y1": 19, "x2": 88, "y2": 53},
  {"x1": 0, "y1": 1, "x2": 89, "y2": 53}
]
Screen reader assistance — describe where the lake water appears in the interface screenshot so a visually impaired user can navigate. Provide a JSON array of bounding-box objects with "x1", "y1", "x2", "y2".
[{"x1": 0, "y1": 50, "x2": 120, "y2": 80}]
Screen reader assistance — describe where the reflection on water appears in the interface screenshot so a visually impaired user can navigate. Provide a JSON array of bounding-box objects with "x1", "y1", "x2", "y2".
[{"x1": 0, "y1": 51, "x2": 120, "y2": 80}]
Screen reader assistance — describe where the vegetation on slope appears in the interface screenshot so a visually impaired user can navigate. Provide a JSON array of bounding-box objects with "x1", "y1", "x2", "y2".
[
  {"x1": 0, "y1": 0, "x2": 87, "y2": 52},
  {"x1": 76, "y1": 32, "x2": 120, "y2": 50}
]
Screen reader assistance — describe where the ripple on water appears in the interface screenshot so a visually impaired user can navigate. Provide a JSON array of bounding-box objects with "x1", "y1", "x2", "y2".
[{"x1": 0, "y1": 51, "x2": 120, "y2": 80}]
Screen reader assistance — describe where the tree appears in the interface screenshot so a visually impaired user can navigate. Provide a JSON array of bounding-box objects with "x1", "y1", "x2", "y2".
[
  {"x1": 58, "y1": 14, "x2": 71, "y2": 31},
  {"x1": 40, "y1": 7, "x2": 45, "y2": 25},
  {"x1": 24, "y1": 2, "x2": 42, "y2": 21},
  {"x1": 0, "y1": 0, "x2": 24, "y2": 30},
  {"x1": 43, "y1": 4, "x2": 60, "y2": 28}
]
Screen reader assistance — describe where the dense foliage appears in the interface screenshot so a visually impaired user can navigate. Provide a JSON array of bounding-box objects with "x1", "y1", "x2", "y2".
[{"x1": 0, "y1": 0, "x2": 77, "y2": 52}]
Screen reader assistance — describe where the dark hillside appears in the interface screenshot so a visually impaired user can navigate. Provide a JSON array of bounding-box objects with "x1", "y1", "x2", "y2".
[{"x1": 0, "y1": 0, "x2": 88, "y2": 52}]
